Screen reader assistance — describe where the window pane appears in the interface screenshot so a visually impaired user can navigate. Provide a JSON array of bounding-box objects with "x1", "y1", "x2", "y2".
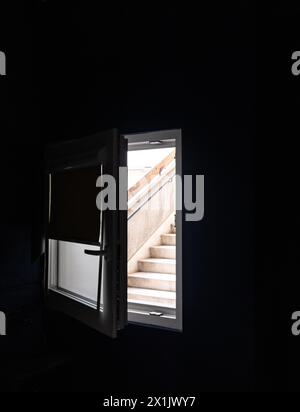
[{"x1": 48, "y1": 239, "x2": 103, "y2": 308}]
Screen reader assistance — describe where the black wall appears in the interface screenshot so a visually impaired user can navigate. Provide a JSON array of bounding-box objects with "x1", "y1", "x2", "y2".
[{"x1": 0, "y1": 2, "x2": 258, "y2": 392}]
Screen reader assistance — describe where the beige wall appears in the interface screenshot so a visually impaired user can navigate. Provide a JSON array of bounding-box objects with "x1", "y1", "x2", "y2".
[{"x1": 128, "y1": 179, "x2": 175, "y2": 261}]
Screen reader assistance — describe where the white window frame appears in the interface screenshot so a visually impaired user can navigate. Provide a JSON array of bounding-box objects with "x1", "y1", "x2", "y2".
[
  {"x1": 44, "y1": 130, "x2": 128, "y2": 338},
  {"x1": 124, "y1": 129, "x2": 183, "y2": 332}
]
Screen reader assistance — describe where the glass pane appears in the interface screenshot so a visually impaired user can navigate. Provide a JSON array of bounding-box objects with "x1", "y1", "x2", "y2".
[{"x1": 48, "y1": 239, "x2": 103, "y2": 308}]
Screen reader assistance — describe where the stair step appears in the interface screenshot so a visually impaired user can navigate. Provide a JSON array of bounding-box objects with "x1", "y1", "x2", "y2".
[
  {"x1": 138, "y1": 258, "x2": 176, "y2": 274},
  {"x1": 150, "y1": 245, "x2": 176, "y2": 259},
  {"x1": 128, "y1": 287, "x2": 176, "y2": 308},
  {"x1": 128, "y1": 272, "x2": 176, "y2": 291},
  {"x1": 161, "y1": 233, "x2": 176, "y2": 246}
]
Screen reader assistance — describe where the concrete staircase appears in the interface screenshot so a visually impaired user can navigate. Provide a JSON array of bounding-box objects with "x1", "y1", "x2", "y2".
[{"x1": 128, "y1": 231, "x2": 176, "y2": 308}]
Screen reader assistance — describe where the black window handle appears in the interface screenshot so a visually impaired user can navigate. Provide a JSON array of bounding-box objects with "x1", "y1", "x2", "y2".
[
  {"x1": 84, "y1": 248, "x2": 107, "y2": 256},
  {"x1": 84, "y1": 246, "x2": 108, "y2": 312}
]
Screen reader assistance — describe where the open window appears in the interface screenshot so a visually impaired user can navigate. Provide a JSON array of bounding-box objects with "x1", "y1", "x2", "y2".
[
  {"x1": 126, "y1": 130, "x2": 182, "y2": 331},
  {"x1": 45, "y1": 129, "x2": 182, "y2": 337}
]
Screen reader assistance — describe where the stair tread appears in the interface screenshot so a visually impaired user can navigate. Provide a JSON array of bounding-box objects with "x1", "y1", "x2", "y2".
[
  {"x1": 151, "y1": 245, "x2": 175, "y2": 249},
  {"x1": 161, "y1": 233, "x2": 176, "y2": 246},
  {"x1": 139, "y1": 258, "x2": 176, "y2": 264},
  {"x1": 128, "y1": 287, "x2": 176, "y2": 298},
  {"x1": 150, "y1": 245, "x2": 176, "y2": 259},
  {"x1": 128, "y1": 272, "x2": 176, "y2": 281}
]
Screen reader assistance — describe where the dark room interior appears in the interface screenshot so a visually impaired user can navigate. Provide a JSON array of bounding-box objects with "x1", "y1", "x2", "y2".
[{"x1": 0, "y1": 1, "x2": 300, "y2": 396}]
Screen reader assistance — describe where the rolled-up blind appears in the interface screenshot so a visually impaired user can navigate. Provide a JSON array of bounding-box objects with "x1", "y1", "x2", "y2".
[{"x1": 48, "y1": 166, "x2": 101, "y2": 245}]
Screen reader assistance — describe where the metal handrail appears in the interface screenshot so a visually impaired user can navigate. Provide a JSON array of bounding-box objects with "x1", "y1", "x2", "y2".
[
  {"x1": 128, "y1": 149, "x2": 175, "y2": 201},
  {"x1": 128, "y1": 172, "x2": 176, "y2": 221}
]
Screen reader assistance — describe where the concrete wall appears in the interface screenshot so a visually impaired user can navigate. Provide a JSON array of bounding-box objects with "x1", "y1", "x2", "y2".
[{"x1": 128, "y1": 179, "x2": 175, "y2": 260}]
